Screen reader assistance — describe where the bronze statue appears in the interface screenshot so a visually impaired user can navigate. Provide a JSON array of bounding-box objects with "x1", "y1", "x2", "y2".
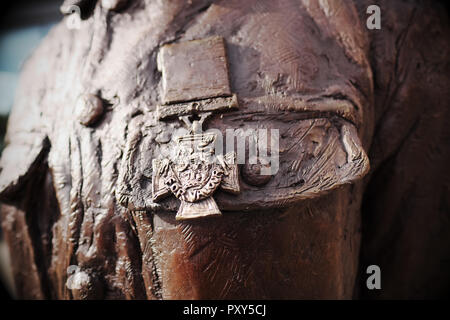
[{"x1": 0, "y1": 0, "x2": 449, "y2": 299}]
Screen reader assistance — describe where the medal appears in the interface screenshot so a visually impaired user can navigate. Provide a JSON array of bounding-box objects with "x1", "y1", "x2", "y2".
[{"x1": 152, "y1": 37, "x2": 240, "y2": 220}]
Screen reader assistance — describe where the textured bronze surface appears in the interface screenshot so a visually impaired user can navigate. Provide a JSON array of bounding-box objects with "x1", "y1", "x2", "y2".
[
  {"x1": 158, "y1": 37, "x2": 232, "y2": 104},
  {"x1": 157, "y1": 94, "x2": 238, "y2": 120},
  {"x1": 0, "y1": 0, "x2": 449, "y2": 300},
  {"x1": 75, "y1": 93, "x2": 104, "y2": 126}
]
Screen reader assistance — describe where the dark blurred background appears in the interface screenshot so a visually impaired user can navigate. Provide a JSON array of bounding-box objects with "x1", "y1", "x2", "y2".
[
  {"x1": 0, "y1": 0, "x2": 63, "y2": 300},
  {"x1": 0, "y1": 0, "x2": 61, "y2": 145}
]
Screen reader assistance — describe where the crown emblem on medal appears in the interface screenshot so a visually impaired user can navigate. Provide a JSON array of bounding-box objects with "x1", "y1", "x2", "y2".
[{"x1": 152, "y1": 37, "x2": 240, "y2": 220}]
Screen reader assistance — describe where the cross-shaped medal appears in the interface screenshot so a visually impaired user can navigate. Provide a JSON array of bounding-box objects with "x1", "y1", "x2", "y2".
[{"x1": 152, "y1": 37, "x2": 240, "y2": 220}]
